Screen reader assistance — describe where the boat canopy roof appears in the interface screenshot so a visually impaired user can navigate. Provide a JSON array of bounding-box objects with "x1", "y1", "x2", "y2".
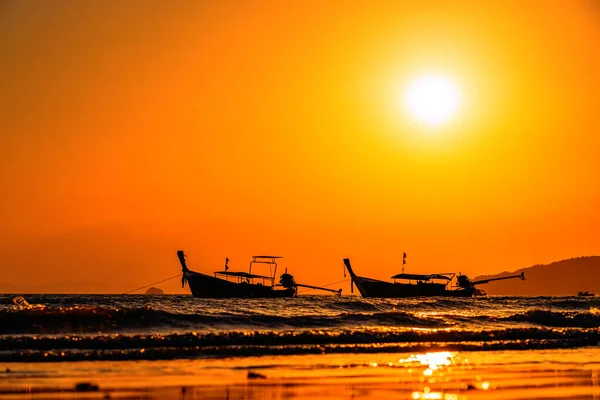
[
  {"x1": 215, "y1": 270, "x2": 272, "y2": 280},
  {"x1": 252, "y1": 255, "x2": 282, "y2": 262},
  {"x1": 390, "y1": 273, "x2": 454, "y2": 281}
]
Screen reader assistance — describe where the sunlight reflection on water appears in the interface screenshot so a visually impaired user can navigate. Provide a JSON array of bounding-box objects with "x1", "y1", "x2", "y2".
[
  {"x1": 400, "y1": 352, "x2": 462, "y2": 400},
  {"x1": 399, "y1": 351, "x2": 455, "y2": 371}
]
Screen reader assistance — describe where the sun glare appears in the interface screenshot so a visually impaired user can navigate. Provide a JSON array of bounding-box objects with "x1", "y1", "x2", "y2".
[{"x1": 404, "y1": 75, "x2": 461, "y2": 126}]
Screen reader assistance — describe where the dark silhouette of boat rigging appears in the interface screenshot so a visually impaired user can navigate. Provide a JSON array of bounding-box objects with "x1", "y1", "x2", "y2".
[
  {"x1": 343, "y1": 258, "x2": 525, "y2": 298},
  {"x1": 178, "y1": 251, "x2": 342, "y2": 298}
]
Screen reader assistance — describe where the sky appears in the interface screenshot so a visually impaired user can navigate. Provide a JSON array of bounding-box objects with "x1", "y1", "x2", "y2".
[{"x1": 1, "y1": 1, "x2": 599, "y2": 293}]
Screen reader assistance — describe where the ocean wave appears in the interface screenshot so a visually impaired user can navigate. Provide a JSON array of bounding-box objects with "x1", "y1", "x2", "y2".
[
  {"x1": 0, "y1": 307, "x2": 450, "y2": 334},
  {"x1": 3, "y1": 299, "x2": 600, "y2": 335},
  {"x1": 500, "y1": 309, "x2": 600, "y2": 327},
  {"x1": 471, "y1": 309, "x2": 600, "y2": 328},
  {"x1": 4, "y1": 295, "x2": 600, "y2": 362},
  {"x1": 0, "y1": 327, "x2": 598, "y2": 362},
  {"x1": 443, "y1": 309, "x2": 600, "y2": 328}
]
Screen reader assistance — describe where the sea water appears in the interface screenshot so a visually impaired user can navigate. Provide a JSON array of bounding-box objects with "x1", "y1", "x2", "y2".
[{"x1": 1, "y1": 294, "x2": 600, "y2": 399}]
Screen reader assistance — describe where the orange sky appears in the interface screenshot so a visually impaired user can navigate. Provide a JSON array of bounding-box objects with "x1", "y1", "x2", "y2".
[{"x1": 1, "y1": 1, "x2": 599, "y2": 293}]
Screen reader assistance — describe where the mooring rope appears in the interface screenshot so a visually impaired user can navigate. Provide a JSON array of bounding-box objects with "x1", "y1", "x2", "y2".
[
  {"x1": 121, "y1": 274, "x2": 181, "y2": 295},
  {"x1": 297, "y1": 278, "x2": 350, "y2": 294}
]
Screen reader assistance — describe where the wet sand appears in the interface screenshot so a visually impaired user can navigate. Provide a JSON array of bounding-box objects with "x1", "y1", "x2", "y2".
[{"x1": 3, "y1": 348, "x2": 600, "y2": 399}]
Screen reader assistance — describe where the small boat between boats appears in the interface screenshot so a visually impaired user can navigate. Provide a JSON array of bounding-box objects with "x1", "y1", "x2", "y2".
[
  {"x1": 343, "y1": 258, "x2": 525, "y2": 298},
  {"x1": 178, "y1": 250, "x2": 341, "y2": 298}
]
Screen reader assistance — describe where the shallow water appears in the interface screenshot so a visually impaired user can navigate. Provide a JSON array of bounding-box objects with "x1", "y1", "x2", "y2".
[
  {"x1": 3, "y1": 349, "x2": 600, "y2": 399},
  {"x1": 2, "y1": 294, "x2": 600, "y2": 398}
]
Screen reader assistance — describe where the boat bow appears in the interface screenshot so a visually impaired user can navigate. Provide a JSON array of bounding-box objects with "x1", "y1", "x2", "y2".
[{"x1": 177, "y1": 250, "x2": 190, "y2": 288}]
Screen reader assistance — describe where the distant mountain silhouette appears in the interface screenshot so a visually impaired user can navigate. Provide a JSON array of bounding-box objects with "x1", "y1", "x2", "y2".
[{"x1": 473, "y1": 256, "x2": 600, "y2": 296}]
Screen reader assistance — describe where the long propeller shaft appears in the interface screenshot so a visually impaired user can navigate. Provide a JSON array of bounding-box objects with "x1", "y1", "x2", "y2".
[
  {"x1": 473, "y1": 272, "x2": 525, "y2": 286},
  {"x1": 295, "y1": 283, "x2": 342, "y2": 296}
]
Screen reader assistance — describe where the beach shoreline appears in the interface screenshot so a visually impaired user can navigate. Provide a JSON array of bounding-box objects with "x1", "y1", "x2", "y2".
[{"x1": 3, "y1": 348, "x2": 600, "y2": 399}]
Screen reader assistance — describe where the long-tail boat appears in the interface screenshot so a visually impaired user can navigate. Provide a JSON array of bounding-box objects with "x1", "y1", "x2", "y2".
[
  {"x1": 178, "y1": 251, "x2": 341, "y2": 298},
  {"x1": 343, "y1": 258, "x2": 525, "y2": 298}
]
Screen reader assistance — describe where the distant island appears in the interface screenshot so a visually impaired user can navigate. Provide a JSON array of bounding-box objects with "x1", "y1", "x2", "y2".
[
  {"x1": 473, "y1": 256, "x2": 600, "y2": 296},
  {"x1": 144, "y1": 287, "x2": 164, "y2": 295}
]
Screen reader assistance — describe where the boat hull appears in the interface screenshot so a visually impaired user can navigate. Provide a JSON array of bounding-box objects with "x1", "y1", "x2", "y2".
[
  {"x1": 184, "y1": 271, "x2": 296, "y2": 298},
  {"x1": 352, "y1": 276, "x2": 475, "y2": 298}
]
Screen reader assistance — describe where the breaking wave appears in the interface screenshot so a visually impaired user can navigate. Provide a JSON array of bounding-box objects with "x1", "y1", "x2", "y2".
[
  {"x1": 2, "y1": 301, "x2": 600, "y2": 335},
  {"x1": 1, "y1": 327, "x2": 599, "y2": 362},
  {"x1": 0, "y1": 304, "x2": 451, "y2": 334},
  {"x1": 3, "y1": 295, "x2": 600, "y2": 362}
]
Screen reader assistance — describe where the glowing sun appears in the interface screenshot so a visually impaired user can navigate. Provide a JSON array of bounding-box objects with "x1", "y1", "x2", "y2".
[{"x1": 404, "y1": 75, "x2": 461, "y2": 126}]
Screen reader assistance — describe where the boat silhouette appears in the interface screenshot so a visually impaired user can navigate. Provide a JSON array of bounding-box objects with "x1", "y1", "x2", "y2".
[
  {"x1": 178, "y1": 251, "x2": 341, "y2": 298},
  {"x1": 343, "y1": 258, "x2": 525, "y2": 298},
  {"x1": 577, "y1": 291, "x2": 596, "y2": 297}
]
